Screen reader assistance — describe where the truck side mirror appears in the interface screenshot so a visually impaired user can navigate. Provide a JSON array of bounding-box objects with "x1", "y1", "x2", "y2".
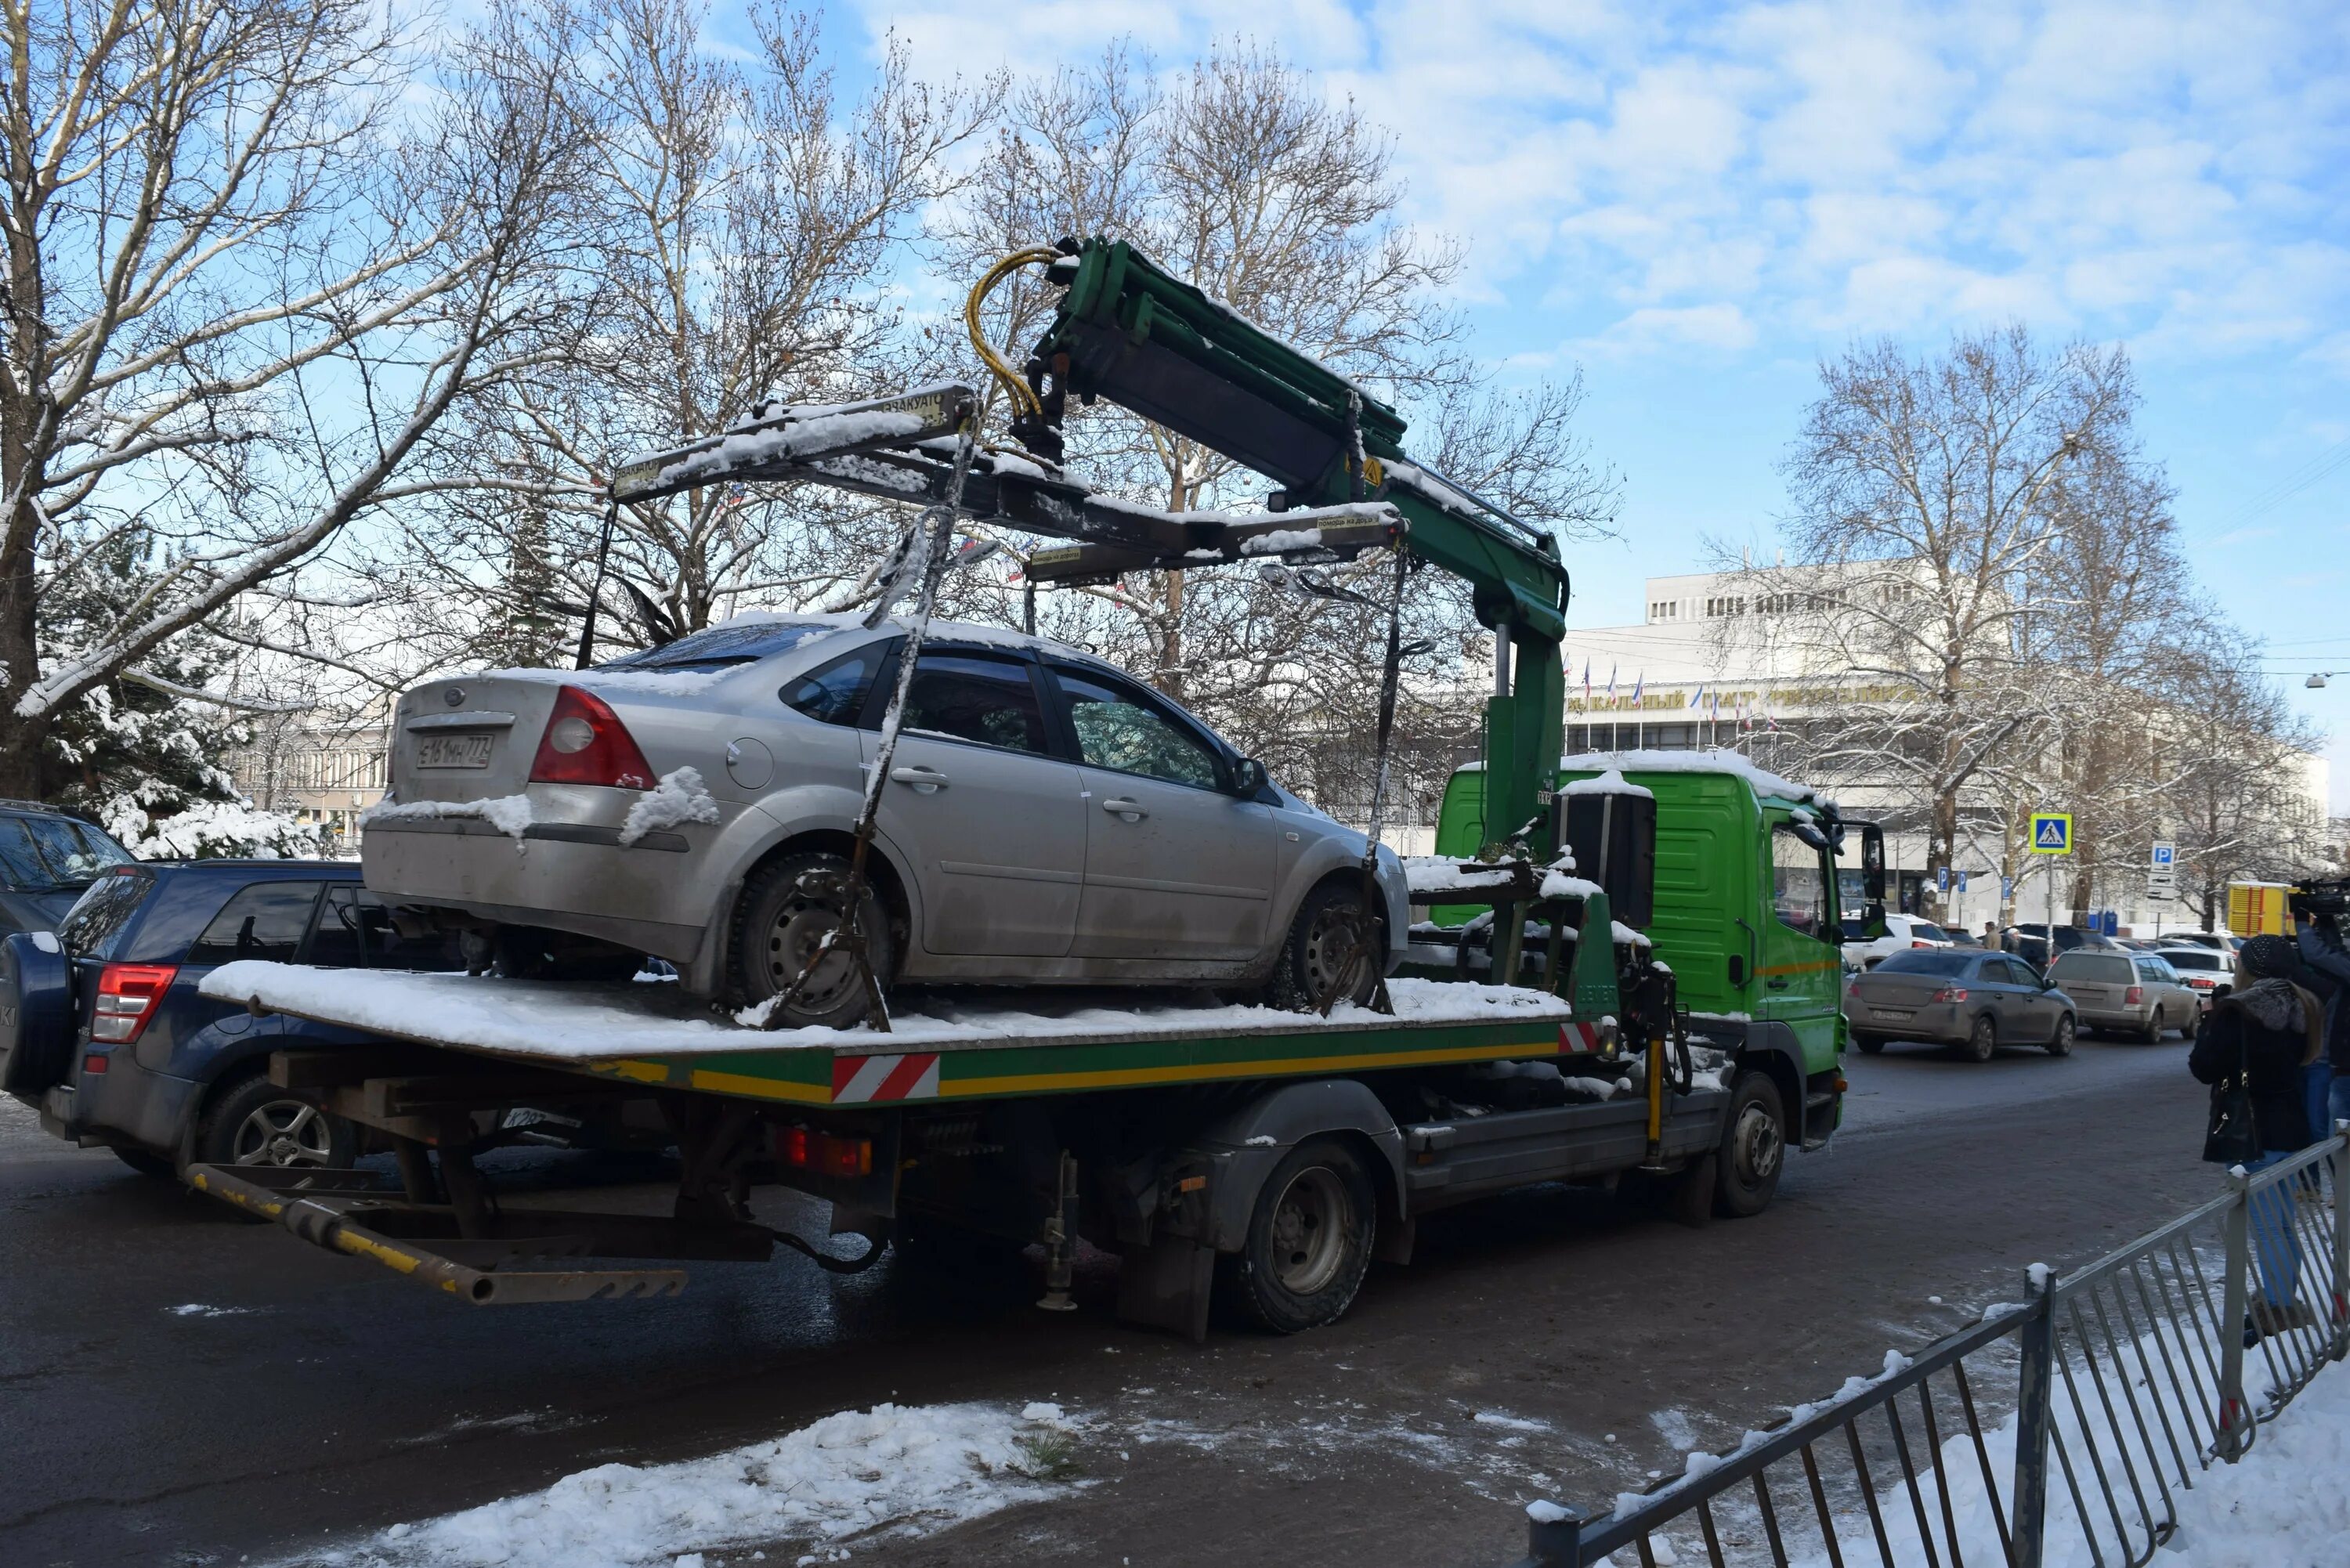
[{"x1": 1860, "y1": 822, "x2": 1886, "y2": 902}]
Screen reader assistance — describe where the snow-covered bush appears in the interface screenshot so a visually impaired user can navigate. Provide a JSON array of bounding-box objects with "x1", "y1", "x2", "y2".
[{"x1": 103, "y1": 800, "x2": 328, "y2": 862}]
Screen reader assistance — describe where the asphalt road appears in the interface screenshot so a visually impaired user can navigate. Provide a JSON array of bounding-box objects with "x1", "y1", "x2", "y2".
[{"x1": 2, "y1": 1030, "x2": 2213, "y2": 1568}]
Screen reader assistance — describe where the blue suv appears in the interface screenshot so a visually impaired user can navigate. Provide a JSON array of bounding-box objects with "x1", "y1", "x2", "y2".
[{"x1": 0, "y1": 860, "x2": 461, "y2": 1178}]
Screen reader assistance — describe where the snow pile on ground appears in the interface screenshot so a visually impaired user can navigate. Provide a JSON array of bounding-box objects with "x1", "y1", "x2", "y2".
[
  {"x1": 361, "y1": 793, "x2": 535, "y2": 840},
  {"x1": 620, "y1": 767, "x2": 720, "y2": 846},
  {"x1": 319, "y1": 1401, "x2": 1079, "y2": 1568},
  {"x1": 200, "y1": 963, "x2": 1574, "y2": 1062}
]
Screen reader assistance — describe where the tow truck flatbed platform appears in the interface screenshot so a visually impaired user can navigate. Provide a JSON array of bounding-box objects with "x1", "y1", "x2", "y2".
[{"x1": 199, "y1": 963, "x2": 1587, "y2": 1107}]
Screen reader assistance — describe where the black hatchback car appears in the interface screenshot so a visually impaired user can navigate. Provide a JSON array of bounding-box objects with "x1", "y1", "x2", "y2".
[
  {"x1": 0, "y1": 799, "x2": 139, "y2": 936},
  {"x1": 0, "y1": 860, "x2": 460, "y2": 1176}
]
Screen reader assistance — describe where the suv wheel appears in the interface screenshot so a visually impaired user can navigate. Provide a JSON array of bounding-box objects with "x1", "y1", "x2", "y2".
[
  {"x1": 731, "y1": 851, "x2": 896, "y2": 1029},
  {"x1": 197, "y1": 1074, "x2": 354, "y2": 1169},
  {"x1": 1269, "y1": 880, "x2": 1383, "y2": 1012}
]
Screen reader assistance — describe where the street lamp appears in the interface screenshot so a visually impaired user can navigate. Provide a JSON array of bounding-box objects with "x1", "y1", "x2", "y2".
[{"x1": 2310, "y1": 673, "x2": 2335, "y2": 689}]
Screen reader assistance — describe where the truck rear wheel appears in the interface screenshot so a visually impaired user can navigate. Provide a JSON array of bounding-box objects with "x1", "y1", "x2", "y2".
[
  {"x1": 1713, "y1": 1072, "x2": 1785, "y2": 1219},
  {"x1": 1233, "y1": 1138, "x2": 1376, "y2": 1332}
]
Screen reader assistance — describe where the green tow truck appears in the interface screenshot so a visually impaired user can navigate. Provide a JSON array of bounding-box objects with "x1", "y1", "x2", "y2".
[{"x1": 180, "y1": 240, "x2": 1878, "y2": 1338}]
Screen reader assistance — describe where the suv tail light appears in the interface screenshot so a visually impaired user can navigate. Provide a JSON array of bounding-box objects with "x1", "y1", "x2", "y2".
[
  {"x1": 1930, "y1": 986, "x2": 1969, "y2": 1003},
  {"x1": 2125, "y1": 985, "x2": 2144, "y2": 1005},
  {"x1": 529, "y1": 686, "x2": 654, "y2": 790},
  {"x1": 91, "y1": 963, "x2": 178, "y2": 1044},
  {"x1": 1911, "y1": 940, "x2": 1933, "y2": 948}
]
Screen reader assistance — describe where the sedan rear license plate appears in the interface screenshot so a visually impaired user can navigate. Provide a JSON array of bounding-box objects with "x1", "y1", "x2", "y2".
[
  {"x1": 1871, "y1": 1007, "x2": 1916, "y2": 1021},
  {"x1": 416, "y1": 734, "x2": 495, "y2": 769}
]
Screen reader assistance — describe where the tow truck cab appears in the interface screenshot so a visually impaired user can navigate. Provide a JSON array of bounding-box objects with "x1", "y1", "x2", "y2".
[{"x1": 1426, "y1": 753, "x2": 1884, "y2": 1148}]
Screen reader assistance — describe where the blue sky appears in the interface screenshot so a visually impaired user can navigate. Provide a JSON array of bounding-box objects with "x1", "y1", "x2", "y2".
[{"x1": 815, "y1": 0, "x2": 2350, "y2": 807}]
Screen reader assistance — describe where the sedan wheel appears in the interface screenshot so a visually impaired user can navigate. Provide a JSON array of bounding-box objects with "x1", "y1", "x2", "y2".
[
  {"x1": 1961, "y1": 1013, "x2": 1998, "y2": 1063},
  {"x1": 1270, "y1": 880, "x2": 1382, "y2": 1011},
  {"x1": 2047, "y1": 1014, "x2": 2076, "y2": 1057},
  {"x1": 731, "y1": 851, "x2": 897, "y2": 1029}
]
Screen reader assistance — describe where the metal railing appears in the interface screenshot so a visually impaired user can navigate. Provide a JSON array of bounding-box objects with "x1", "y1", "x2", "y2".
[{"x1": 1509, "y1": 1130, "x2": 2350, "y2": 1568}]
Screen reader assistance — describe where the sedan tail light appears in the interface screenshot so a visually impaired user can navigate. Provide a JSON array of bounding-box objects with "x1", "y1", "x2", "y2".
[
  {"x1": 91, "y1": 963, "x2": 178, "y2": 1045},
  {"x1": 1931, "y1": 986, "x2": 1969, "y2": 1003},
  {"x1": 2125, "y1": 985, "x2": 2144, "y2": 1005},
  {"x1": 1911, "y1": 940, "x2": 1934, "y2": 948},
  {"x1": 529, "y1": 686, "x2": 655, "y2": 790}
]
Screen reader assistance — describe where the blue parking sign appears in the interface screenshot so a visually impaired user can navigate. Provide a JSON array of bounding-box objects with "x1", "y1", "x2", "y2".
[
  {"x1": 1936, "y1": 866, "x2": 1949, "y2": 893},
  {"x1": 1957, "y1": 871, "x2": 1969, "y2": 893},
  {"x1": 2002, "y1": 876, "x2": 2014, "y2": 899}
]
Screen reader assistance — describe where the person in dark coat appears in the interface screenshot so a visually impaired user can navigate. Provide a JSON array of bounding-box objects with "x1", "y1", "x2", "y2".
[
  {"x1": 2297, "y1": 911, "x2": 2350, "y2": 1133},
  {"x1": 2189, "y1": 934, "x2": 2326, "y2": 1328}
]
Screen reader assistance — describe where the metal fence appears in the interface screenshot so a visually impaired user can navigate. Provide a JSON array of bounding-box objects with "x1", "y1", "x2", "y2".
[{"x1": 1509, "y1": 1130, "x2": 2350, "y2": 1568}]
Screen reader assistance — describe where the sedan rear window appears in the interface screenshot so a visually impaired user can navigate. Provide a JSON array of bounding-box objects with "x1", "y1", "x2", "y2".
[
  {"x1": 602, "y1": 620, "x2": 838, "y2": 673},
  {"x1": 1873, "y1": 950, "x2": 1977, "y2": 976},
  {"x1": 1903, "y1": 920, "x2": 1950, "y2": 942},
  {"x1": 2162, "y1": 950, "x2": 2227, "y2": 972},
  {"x1": 57, "y1": 866, "x2": 157, "y2": 960}
]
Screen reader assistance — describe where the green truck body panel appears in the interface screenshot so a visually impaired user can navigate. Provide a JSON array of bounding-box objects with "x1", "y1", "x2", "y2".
[{"x1": 1433, "y1": 761, "x2": 1848, "y2": 1077}]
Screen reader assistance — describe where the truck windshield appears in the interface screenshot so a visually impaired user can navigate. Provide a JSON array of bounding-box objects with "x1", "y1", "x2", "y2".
[{"x1": 0, "y1": 815, "x2": 136, "y2": 892}]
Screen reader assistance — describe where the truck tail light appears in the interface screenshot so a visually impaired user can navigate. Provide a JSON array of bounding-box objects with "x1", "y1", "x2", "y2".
[
  {"x1": 91, "y1": 963, "x2": 178, "y2": 1044},
  {"x1": 1930, "y1": 986, "x2": 1969, "y2": 1003},
  {"x1": 529, "y1": 686, "x2": 655, "y2": 790},
  {"x1": 774, "y1": 1125, "x2": 872, "y2": 1179},
  {"x1": 2126, "y1": 985, "x2": 2144, "y2": 1005}
]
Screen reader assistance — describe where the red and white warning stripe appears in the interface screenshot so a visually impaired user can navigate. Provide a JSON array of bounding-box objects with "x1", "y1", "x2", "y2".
[
  {"x1": 831, "y1": 1052, "x2": 942, "y2": 1104},
  {"x1": 1557, "y1": 1022, "x2": 1607, "y2": 1055}
]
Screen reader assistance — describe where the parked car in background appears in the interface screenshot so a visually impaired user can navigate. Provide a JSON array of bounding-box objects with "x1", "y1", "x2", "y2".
[
  {"x1": 2046, "y1": 949, "x2": 2197, "y2": 1042},
  {"x1": 0, "y1": 860, "x2": 465, "y2": 1177},
  {"x1": 2157, "y1": 929, "x2": 2241, "y2": 955},
  {"x1": 1944, "y1": 928, "x2": 1983, "y2": 949},
  {"x1": 2152, "y1": 945, "x2": 2235, "y2": 1009},
  {"x1": 1843, "y1": 948, "x2": 2077, "y2": 1061},
  {"x1": 362, "y1": 617, "x2": 1410, "y2": 1028},
  {"x1": 0, "y1": 800, "x2": 137, "y2": 937},
  {"x1": 1841, "y1": 912, "x2": 1955, "y2": 970},
  {"x1": 2003, "y1": 923, "x2": 2125, "y2": 968}
]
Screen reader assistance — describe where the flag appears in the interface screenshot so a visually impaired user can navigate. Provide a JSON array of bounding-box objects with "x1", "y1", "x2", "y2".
[
  {"x1": 1606, "y1": 664, "x2": 1618, "y2": 701},
  {"x1": 1689, "y1": 684, "x2": 1705, "y2": 710},
  {"x1": 1631, "y1": 673, "x2": 1644, "y2": 705},
  {"x1": 1582, "y1": 659, "x2": 1592, "y2": 708},
  {"x1": 1708, "y1": 690, "x2": 1719, "y2": 720}
]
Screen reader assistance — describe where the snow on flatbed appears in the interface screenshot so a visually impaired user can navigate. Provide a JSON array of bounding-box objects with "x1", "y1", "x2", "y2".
[{"x1": 200, "y1": 962, "x2": 1574, "y2": 1064}]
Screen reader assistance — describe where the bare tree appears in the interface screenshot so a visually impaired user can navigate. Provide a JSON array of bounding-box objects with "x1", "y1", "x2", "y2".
[
  {"x1": 1, "y1": 0, "x2": 590, "y2": 798},
  {"x1": 1738, "y1": 327, "x2": 2136, "y2": 909}
]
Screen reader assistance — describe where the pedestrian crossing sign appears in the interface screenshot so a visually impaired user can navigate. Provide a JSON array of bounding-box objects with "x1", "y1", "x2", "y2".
[{"x1": 2030, "y1": 812, "x2": 2072, "y2": 855}]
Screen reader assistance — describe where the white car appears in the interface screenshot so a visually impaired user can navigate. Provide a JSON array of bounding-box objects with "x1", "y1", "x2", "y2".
[
  {"x1": 2150, "y1": 945, "x2": 2236, "y2": 1010},
  {"x1": 1842, "y1": 912, "x2": 1955, "y2": 971}
]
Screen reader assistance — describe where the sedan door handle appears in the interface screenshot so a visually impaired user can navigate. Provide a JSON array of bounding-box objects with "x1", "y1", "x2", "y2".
[
  {"x1": 889, "y1": 765, "x2": 948, "y2": 792},
  {"x1": 1101, "y1": 797, "x2": 1147, "y2": 821}
]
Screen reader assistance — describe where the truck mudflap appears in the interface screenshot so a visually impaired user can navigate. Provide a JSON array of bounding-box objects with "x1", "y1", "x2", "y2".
[{"x1": 186, "y1": 1164, "x2": 782, "y2": 1304}]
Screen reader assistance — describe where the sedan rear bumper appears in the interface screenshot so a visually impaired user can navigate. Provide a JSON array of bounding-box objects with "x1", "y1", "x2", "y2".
[{"x1": 1846, "y1": 1000, "x2": 1969, "y2": 1042}]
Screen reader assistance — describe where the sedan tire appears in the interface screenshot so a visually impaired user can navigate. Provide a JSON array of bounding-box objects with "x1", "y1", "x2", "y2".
[
  {"x1": 2047, "y1": 1014, "x2": 2077, "y2": 1057},
  {"x1": 1850, "y1": 1031, "x2": 1887, "y2": 1055},
  {"x1": 731, "y1": 851, "x2": 898, "y2": 1030},
  {"x1": 1960, "y1": 1013, "x2": 1998, "y2": 1064},
  {"x1": 1268, "y1": 879, "x2": 1383, "y2": 1012}
]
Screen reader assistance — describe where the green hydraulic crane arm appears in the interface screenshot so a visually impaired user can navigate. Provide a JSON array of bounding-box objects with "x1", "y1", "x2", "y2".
[{"x1": 1029, "y1": 238, "x2": 1568, "y2": 854}]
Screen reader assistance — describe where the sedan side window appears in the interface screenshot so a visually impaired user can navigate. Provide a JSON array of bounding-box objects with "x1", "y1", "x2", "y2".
[
  {"x1": 783, "y1": 645, "x2": 885, "y2": 726},
  {"x1": 187, "y1": 882, "x2": 328, "y2": 966},
  {"x1": 1050, "y1": 667, "x2": 1221, "y2": 789},
  {"x1": 902, "y1": 652, "x2": 1049, "y2": 754}
]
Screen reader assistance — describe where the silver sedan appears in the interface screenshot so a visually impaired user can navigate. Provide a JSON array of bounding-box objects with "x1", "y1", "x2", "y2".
[{"x1": 361, "y1": 616, "x2": 1408, "y2": 1027}]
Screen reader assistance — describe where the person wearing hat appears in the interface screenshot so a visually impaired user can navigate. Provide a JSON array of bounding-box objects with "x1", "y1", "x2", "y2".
[{"x1": 2189, "y1": 934, "x2": 2327, "y2": 1331}]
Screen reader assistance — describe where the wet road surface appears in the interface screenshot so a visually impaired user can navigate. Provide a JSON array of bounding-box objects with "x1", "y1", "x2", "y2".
[{"x1": 1, "y1": 1031, "x2": 2210, "y2": 1567}]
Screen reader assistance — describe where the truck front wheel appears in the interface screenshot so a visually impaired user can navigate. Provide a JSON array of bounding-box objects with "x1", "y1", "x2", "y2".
[
  {"x1": 1233, "y1": 1139, "x2": 1376, "y2": 1332},
  {"x1": 1714, "y1": 1072, "x2": 1786, "y2": 1219}
]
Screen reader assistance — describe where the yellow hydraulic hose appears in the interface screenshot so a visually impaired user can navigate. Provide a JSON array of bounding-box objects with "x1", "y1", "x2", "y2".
[{"x1": 964, "y1": 247, "x2": 1065, "y2": 421}]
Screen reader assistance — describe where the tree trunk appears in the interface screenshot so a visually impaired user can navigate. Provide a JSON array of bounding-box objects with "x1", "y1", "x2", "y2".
[{"x1": 1155, "y1": 468, "x2": 1188, "y2": 699}]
